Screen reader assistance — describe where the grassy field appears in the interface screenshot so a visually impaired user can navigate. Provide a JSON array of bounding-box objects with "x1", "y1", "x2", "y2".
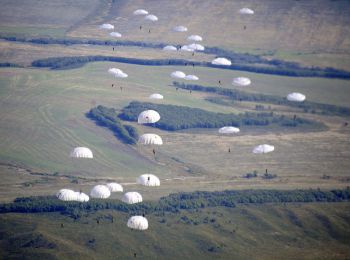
[
  {"x1": 0, "y1": 62, "x2": 349, "y2": 202},
  {"x1": 0, "y1": 202, "x2": 349, "y2": 259}
]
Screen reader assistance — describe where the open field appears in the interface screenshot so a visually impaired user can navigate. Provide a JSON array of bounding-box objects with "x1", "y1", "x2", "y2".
[
  {"x1": 0, "y1": 62, "x2": 349, "y2": 202},
  {"x1": 0, "y1": 202, "x2": 349, "y2": 259}
]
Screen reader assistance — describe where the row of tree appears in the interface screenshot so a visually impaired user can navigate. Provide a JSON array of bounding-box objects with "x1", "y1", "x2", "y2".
[
  {"x1": 119, "y1": 101, "x2": 319, "y2": 131},
  {"x1": 1, "y1": 188, "x2": 349, "y2": 219},
  {"x1": 3, "y1": 34, "x2": 350, "y2": 78},
  {"x1": 173, "y1": 82, "x2": 350, "y2": 117},
  {"x1": 87, "y1": 105, "x2": 138, "y2": 145}
]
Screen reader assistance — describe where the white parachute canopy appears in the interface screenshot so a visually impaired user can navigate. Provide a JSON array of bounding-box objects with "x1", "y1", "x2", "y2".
[
  {"x1": 137, "y1": 110, "x2": 160, "y2": 124},
  {"x1": 233, "y1": 77, "x2": 251, "y2": 86},
  {"x1": 75, "y1": 192, "x2": 90, "y2": 202},
  {"x1": 110, "y1": 32, "x2": 122, "y2": 38},
  {"x1": 218, "y1": 126, "x2": 240, "y2": 134},
  {"x1": 287, "y1": 92, "x2": 306, "y2": 102},
  {"x1": 187, "y1": 43, "x2": 205, "y2": 51},
  {"x1": 173, "y1": 25, "x2": 188, "y2": 32},
  {"x1": 90, "y1": 185, "x2": 111, "y2": 199},
  {"x1": 171, "y1": 71, "x2": 186, "y2": 79},
  {"x1": 184, "y1": 74, "x2": 199, "y2": 81},
  {"x1": 99, "y1": 23, "x2": 114, "y2": 30},
  {"x1": 139, "y1": 134, "x2": 163, "y2": 145},
  {"x1": 56, "y1": 189, "x2": 78, "y2": 201},
  {"x1": 137, "y1": 174, "x2": 160, "y2": 186},
  {"x1": 253, "y1": 144, "x2": 275, "y2": 154},
  {"x1": 180, "y1": 45, "x2": 195, "y2": 52},
  {"x1": 144, "y1": 14, "x2": 158, "y2": 21},
  {"x1": 187, "y1": 35, "x2": 203, "y2": 42},
  {"x1": 149, "y1": 93, "x2": 164, "y2": 100},
  {"x1": 108, "y1": 68, "x2": 128, "y2": 78},
  {"x1": 239, "y1": 8, "x2": 254, "y2": 14},
  {"x1": 211, "y1": 57, "x2": 232, "y2": 66},
  {"x1": 122, "y1": 192, "x2": 143, "y2": 204},
  {"x1": 70, "y1": 147, "x2": 93, "y2": 158},
  {"x1": 163, "y1": 45, "x2": 177, "y2": 51},
  {"x1": 106, "y1": 182, "x2": 123, "y2": 192},
  {"x1": 133, "y1": 9, "x2": 149, "y2": 15},
  {"x1": 127, "y1": 216, "x2": 148, "y2": 230}
]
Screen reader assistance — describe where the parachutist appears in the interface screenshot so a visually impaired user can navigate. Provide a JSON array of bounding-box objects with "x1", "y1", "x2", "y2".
[
  {"x1": 228, "y1": 148, "x2": 231, "y2": 153},
  {"x1": 112, "y1": 84, "x2": 114, "y2": 87},
  {"x1": 147, "y1": 176, "x2": 150, "y2": 181},
  {"x1": 152, "y1": 149, "x2": 156, "y2": 156}
]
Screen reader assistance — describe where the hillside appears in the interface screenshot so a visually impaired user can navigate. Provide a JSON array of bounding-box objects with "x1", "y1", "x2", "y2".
[{"x1": 0, "y1": 202, "x2": 349, "y2": 259}]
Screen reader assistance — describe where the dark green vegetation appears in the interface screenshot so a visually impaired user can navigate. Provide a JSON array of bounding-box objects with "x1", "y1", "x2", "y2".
[
  {"x1": 1, "y1": 189, "x2": 350, "y2": 219},
  {"x1": 28, "y1": 51, "x2": 350, "y2": 78},
  {"x1": 119, "y1": 101, "x2": 322, "y2": 131},
  {"x1": 173, "y1": 82, "x2": 350, "y2": 117},
  {"x1": 87, "y1": 105, "x2": 138, "y2": 145},
  {"x1": 0, "y1": 62, "x2": 21, "y2": 68}
]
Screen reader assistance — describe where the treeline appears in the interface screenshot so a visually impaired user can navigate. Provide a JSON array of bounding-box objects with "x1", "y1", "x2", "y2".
[
  {"x1": 3, "y1": 34, "x2": 350, "y2": 78},
  {"x1": 173, "y1": 82, "x2": 350, "y2": 117},
  {"x1": 0, "y1": 188, "x2": 349, "y2": 218},
  {"x1": 0, "y1": 62, "x2": 21, "y2": 68},
  {"x1": 87, "y1": 105, "x2": 138, "y2": 145},
  {"x1": 29, "y1": 54, "x2": 350, "y2": 79},
  {"x1": 32, "y1": 55, "x2": 193, "y2": 70},
  {"x1": 119, "y1": 101, "x2": 321, "y2": 131}
]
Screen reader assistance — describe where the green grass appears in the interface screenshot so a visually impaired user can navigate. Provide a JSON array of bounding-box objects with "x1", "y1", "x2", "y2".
[
  {"x1": 1, "y1": 63, "x2": 350, "y2": 201},
  {"x1": 0, "y1": 202, "x2": 349, "y2": 259}
]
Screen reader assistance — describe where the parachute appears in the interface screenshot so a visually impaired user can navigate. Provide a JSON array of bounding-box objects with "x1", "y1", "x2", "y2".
[
  {"x1": 106, "y1": 183, "x2": 123, "y2": 192},
  {"x1": 180, "y1": 45, "x2": 195, "y2": 52},
  {"x1": 149, "y1": 93, "x2": 164, "y2": 100},
  {"x1": 171, "y1": 71, "x2": 186, "y2": 79},
  {"x1": 239, "y1": 8, "x2": 254, "y2": 14},
  {"x1": 137, "y1": 110, "x2": 160, "y2": 124},
  {"x1": 233, "y1": 77, "x2": 251, "y2": 86},
  {"x1": 144, "y1": 14, "x2": 158, "y2": 21},
  {"x1": 184, "y1": 75, "x2": 199, "y2": 81},
  {"x1": 90, "y1": 185, "x2": 111, "y2": 199},
  {"x1": 133, "y1": 9, "x2": 149, "y2": 15},
  {"x1": 187, "y1": 43, "x2": 205, "y2": 51},
  {"x1": 139, "y1": 134, "x2": 163, "y2": 145},
  {"x1": 218, "y1": 126, "x2": 240, "y2": 134},
  {"x1": 108, "y1": 68, "x2": 128, "y2": 78},
  {"x1": 75, "y1": 192, "x2": 90, "y2": 202},
  {"x1": 122, "y1": 192, "x2": 143, "y2": 204},
  {"x1": 287, "y1": 92, "x2": 306, "y2": 102},
  {"x1": 211, "y1": 57, "x2": 232, "y2": 66},
  {"x1": 56, "y1": 189, "x2": 77, "y2": 201},
  {"x1": 253, "y1": 144, "x2": 275, "y2": 154},
  {"x1": 70, "y1": 147, "x2": 93, "y2": 158},
  {"x1": 137, "y1": 174, "x2": 160, "y2": 186},
  {"x1": 99, "y1": 23, "x2": 114, "y2": 30},
  {"x1": 187, "y1": 35, "x2": 203, "y2": 42},
  {"x1": 163, "y1": 45, "x2": 177, "y2": 51},
  {"x1": 127, "y1": 216, "x2": 148, "y2": 230},
  {"x1": 173, "y1": 25, "x2": 188, "y2": 32},
  {"x1": 110, "y1": 32, "x2": 122, "y2": 38}
]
